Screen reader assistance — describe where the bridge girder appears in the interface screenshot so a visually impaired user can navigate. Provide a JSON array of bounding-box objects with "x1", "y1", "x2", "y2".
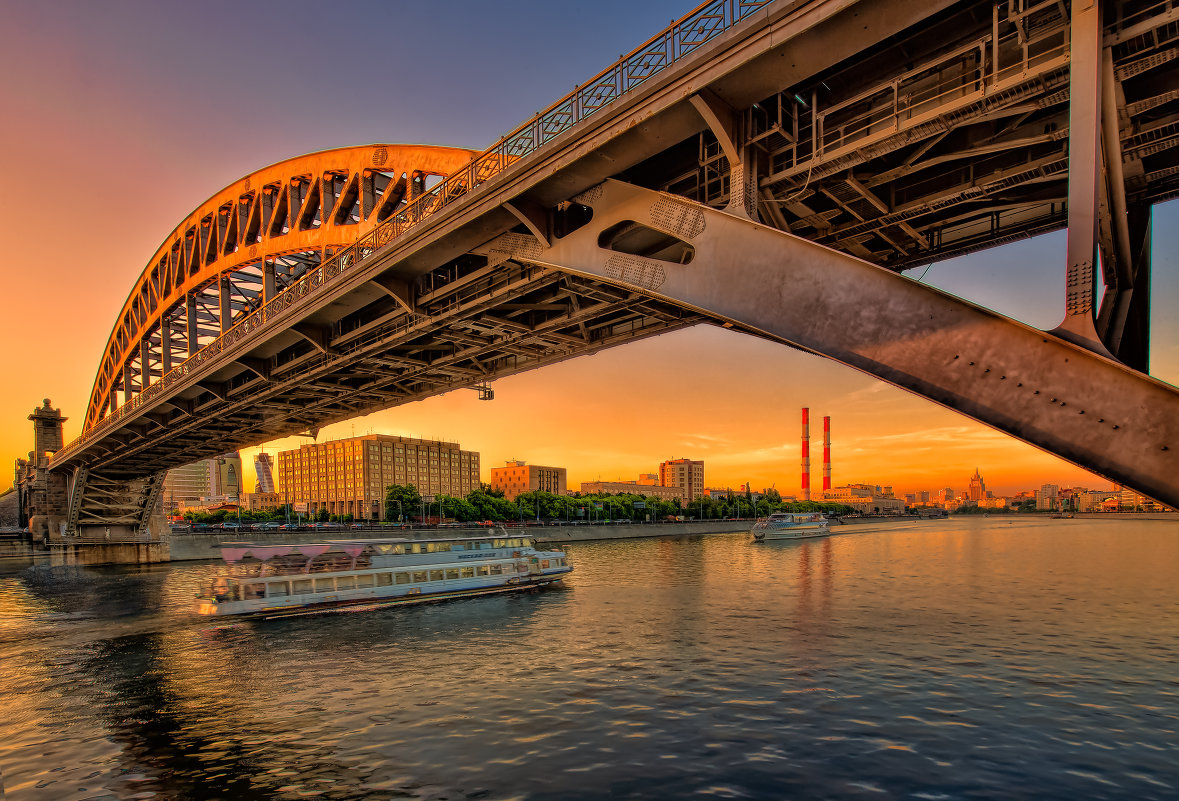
[{"x1": 508, "y1": 179, "x2": 1179, "y2": 508}]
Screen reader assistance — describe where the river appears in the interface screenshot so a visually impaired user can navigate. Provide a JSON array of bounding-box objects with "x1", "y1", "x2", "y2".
[{"x1": 1, "y1": 516, "x2": 1176, "y2": 800}]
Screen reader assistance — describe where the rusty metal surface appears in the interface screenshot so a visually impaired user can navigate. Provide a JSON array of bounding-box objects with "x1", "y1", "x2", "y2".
[{"x1": 521, "y1": 179, "x2": 1179, "y2": 507}]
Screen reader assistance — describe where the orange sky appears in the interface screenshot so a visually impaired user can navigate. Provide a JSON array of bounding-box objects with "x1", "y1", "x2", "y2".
[{"x1": 2, "y1": 1, "x2": 1176, "y2": 501}]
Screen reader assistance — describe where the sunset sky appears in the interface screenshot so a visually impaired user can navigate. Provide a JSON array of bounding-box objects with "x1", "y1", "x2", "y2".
[{"x1": 2, "y1": 0, "x2": 1176, "y2": 499}]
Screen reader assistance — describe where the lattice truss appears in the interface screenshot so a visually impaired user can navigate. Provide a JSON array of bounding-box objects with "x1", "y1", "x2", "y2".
[
  {"x1": 88, "y1": 145, "x2": 477, "y2": 429},
  {"x1": 654, "y1": 0, "x2": 1179, "y2": 270}
]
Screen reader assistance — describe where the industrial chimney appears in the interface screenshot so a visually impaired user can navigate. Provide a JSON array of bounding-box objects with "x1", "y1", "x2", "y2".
[
  {"x1": 823, "y1": 416, "x2": 831, "y2": 492},
  {"x1": 801, "y1": 407, "x2": 811, "y2": 502}
]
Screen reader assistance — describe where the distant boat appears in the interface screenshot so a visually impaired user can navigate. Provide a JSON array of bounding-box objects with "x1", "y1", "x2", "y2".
[
  {"x1": 1050, "y1": 513, "x2": 1074, "y2": 519},
  {"x1": 752, "y1": 512, "x2": 830, "y2": 542}
]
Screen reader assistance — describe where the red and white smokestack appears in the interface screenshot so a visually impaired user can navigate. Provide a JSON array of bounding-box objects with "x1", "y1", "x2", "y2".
[
  {"x1": 801, "y1": 407, "x2": 811, "y2": 502},
  {"x1": 823, "y1": 416, "x2": 831, "y2": 492}
]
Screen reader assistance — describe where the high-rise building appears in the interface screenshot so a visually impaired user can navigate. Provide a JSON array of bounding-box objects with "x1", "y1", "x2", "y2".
[
  {"x1": 277, "y1": 434, "x2": 480, "y2": 520},
  {"x1": 213, "y1": 452, "x2": 243, "y2": 499},
  {"x1": 491, "y1": 460, "x2": 567, "y2": 501},
  {"x1": 659, "y1": 458, "x2": 705, "y2": 502},
  {"x1": 254, "y1": 453, "x2": 276, "y2": 493},
  {"x1": 162, "y1": 460, "x2": 213, "y2": 515},
  {"x1": 968, "y1": 468, "x2": 986, "y2": 501}
]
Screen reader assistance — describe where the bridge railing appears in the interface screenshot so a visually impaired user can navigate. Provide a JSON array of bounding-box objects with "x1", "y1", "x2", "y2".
[{"x1": 61, "y1": 0, "x2": 773, "y2": 461}]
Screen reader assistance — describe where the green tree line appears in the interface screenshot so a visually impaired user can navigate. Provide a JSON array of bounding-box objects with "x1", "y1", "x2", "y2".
[{"x1": 385, "y1": 483, "x2": 853, "y2": 523}]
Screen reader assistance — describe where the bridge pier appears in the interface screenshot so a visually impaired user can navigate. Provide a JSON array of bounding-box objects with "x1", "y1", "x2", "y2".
[{"x1": 13, "y1": 400, "x2": 168, "y2": 564}]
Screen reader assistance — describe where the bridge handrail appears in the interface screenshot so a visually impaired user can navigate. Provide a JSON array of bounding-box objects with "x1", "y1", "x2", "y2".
[{"x1": 59, "y1": 0, "x2": 773, "y2": 462}]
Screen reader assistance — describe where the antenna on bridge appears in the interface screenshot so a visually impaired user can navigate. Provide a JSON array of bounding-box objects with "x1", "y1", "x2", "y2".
[{"x1": 466, "y1": 383, "x2": 494, "y2": 401}]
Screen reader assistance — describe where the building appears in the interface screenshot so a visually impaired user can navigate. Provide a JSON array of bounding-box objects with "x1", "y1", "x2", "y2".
[
  {"x1": 490, "y1": 460, "x2": 568, "y2": 501},
  {"x1": 254, "y1": 453, "x2": 276, "y2": 493},
  {"x1": 278, "y1": 434, "x2": 480, "y2": 520},
  {"x1": 637, "y1": 473, "x2": 659, "y2": 485},
  {"x1": 162, "y1": 460, "x2": 213, "y2": 516},
  {"x1": 578, "y1": 481, "x2": 684, "y2": 501},
  {"x1": 822, "y1": 483, "x2": 905, "y2": 515},
  {"x1": 659, "y1": 458, "x2": 704, "y2": 502},
  {"x1": 243, "y1": 492, "x2": 281, "y2": 512},
  {"x1": 968, "y1": 469, "x2": 987, "y2": 501},
  {"x1": 1036, "y1": 483, "x2": 1060, "y2": 511}
]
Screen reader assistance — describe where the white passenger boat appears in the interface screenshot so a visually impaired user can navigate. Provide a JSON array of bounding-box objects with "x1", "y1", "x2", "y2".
[
  {"x1": 194, "y1": 533, "x2": 571, "y2": 618},
  {"x1": 751, "y1": 512, "x2": 830, "y2": 541}
]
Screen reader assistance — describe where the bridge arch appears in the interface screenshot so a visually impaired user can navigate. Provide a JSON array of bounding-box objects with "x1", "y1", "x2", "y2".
[{"x1": 87, "y1": 144, "x2": 476, "y2": 430}]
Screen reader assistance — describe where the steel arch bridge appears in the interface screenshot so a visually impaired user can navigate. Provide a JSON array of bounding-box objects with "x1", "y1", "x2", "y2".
[
  {"x1": 34, "y1": 0, "x2": 1179, "y2": 544},
  {"x1": 87, "y1": 144, "x2": 477, "y2": 430}
]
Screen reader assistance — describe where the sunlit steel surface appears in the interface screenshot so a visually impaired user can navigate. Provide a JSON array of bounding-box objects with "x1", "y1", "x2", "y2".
[{"x1": 50, "y1": 0, "x2": 1179, "y2": 521}]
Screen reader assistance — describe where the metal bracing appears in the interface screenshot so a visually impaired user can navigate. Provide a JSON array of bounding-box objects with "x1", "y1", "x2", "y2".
[
  {"x1": 53, "y1": 0, "x2": 1179, "y2": 521},
  {"x1": 87, "y1": 145, "x2": 477, "y2": 429},
  {"x1": 516, "y1": 179, "x2": 1179, "y2": 508}
]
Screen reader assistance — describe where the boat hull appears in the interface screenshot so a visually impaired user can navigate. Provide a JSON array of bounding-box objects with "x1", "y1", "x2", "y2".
[
  {"x1": 195, "y1": 571, "x2": 570, "y2": 619},
  {"x1": 752, "y1": 528, "x2": 830, "y2": 541}
]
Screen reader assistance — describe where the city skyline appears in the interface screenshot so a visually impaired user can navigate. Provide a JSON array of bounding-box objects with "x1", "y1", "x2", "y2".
[{"x1": 2, "y1": 0, "x2": 1176, "y2": 502}]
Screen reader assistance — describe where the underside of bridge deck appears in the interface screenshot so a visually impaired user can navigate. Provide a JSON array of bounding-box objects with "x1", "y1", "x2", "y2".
[{"x1": 46, "y1": 0, "x2": 1179, "y2": 536}]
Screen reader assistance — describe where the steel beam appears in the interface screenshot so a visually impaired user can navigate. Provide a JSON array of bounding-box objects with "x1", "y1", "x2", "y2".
[
  {"x1": 516, "y1": 179, "x2": 1179, "y2": 507},
  {"x1": 1055, "y1": 0, "x2": 1108, "y2": 354}
]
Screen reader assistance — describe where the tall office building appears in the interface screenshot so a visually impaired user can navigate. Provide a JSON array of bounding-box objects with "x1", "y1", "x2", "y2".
[
  {"x1": 254, "y1": 453, "x2": 276, "y2": 493},
  {"x1": 278, "y1": 434, "x2": 480, "y2": 520},
  {"x1": 490, "y1": 460, "x2": 567, "y2": 501},
  {"x1": 162, "y1": 460, "x2": 213, "y2": 515},
  {"x1": 659, "y1": 458, "x2": 705, "y2": 502}
]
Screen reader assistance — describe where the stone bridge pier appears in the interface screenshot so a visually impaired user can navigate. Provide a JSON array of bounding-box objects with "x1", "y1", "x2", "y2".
[{"x1": 13, "y1": 400, "x2": 168, "y2": 564}]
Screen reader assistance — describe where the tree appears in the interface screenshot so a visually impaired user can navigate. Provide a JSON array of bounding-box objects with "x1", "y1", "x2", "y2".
[
  {"x1": 385, "y1": 483, "x2": 423, "y2": 521},
  {"x1": 316, "y1": 506, "x2": 330, "y2": 522}
]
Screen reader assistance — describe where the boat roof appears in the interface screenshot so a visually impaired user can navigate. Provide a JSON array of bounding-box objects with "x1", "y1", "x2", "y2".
[{"x1": 216, "y1": 533, "x2": 532, "y2": 549}]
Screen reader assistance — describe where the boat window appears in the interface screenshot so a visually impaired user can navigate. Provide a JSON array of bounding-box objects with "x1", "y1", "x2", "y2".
[
  {"x1": 477, "y1": 565, "x2": 491, "y2": 576},
  {"x1": 314, "y1": 578, "x2": 334, "y2": 593},
  {"x1": 412, "y1": 570, "x2": 429, "y2": 583},
  {"x1": 356, "y1": 574, "x2": 375, "y2": 589},
  {"x1": 494, "y1": 539, "x2": 505, "y2": 548},
  {"x1": 489, "y1": 564, "x2": 503, "y2": 575},
  {"x1": 268, "y1": 582, "x2": 289, "y2": 597},
  {"x1": 377, "y1": 573, "x2": 393, "y2": 587},
  {"x1": 395, "y1": 572, "x2": 411, "y2": 584},
  {"x1": 523, "y1": 539, "x2": 533, "y2": 548},
  {"x1": 391, "y1": 544, "x2": 405, "y2": 555},
  {"x1": 459, "y1": 567, "x2": 474, "y2": 578},
  {"x1": 429, "y1": 570, "x2": 445, "y2": 581},
  {"x1": 445, "y1": 568, "x2": 459, "y2": 580},
  {"x1": 408, "y1": 543, "x2": 422, "y2": 554},
  {"x1": 541, "y1": 560, "x2": 550, "y2": 569},
  {"x1": 244, "y1": 583, "x2": 266, "y2": 600},
  {"x1": 230, "y1": 583, "x2": 242, "y2": 601},
  {"x1": 337, "y1": 576, "x2": 356, "y2": 590},
  {"x1": 292, "y1": 579, "x2": 313, "y2": 594}
]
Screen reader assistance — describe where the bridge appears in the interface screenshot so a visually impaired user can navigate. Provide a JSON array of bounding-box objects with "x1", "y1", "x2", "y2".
[{"x1": 22, "y1": 0, "x2": 1179, "y2": 549}]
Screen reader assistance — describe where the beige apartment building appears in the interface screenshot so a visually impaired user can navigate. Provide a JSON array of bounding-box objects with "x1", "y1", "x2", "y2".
[
  {"x1": 490, "y1": 460, "x2": 568, "y2": 501},
  {"x1": 278, "y1": 434, "x2": 480, "y2": 520},
  {"x1": 659, "y1": 459, "x2": 705, "y2": 502}
]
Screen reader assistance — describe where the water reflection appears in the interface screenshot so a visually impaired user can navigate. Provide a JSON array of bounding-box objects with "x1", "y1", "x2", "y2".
[{"x1": 1, "y1": 518, "x2": 1176, "y2": 799}]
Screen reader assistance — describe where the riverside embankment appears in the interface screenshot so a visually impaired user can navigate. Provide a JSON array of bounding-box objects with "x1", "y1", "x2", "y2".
[{"x1": 166, "y1": 519, "x2": 754, "y2": 561}]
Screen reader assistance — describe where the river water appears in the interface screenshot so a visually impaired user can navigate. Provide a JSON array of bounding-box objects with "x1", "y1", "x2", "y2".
[{"x1": 1, "y1": 516, "x2": 1176, "y2": 800}]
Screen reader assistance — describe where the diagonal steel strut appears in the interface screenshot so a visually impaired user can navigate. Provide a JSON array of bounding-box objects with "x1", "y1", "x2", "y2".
[{"x1": 510, "y1": 179, "x2": 1179, "y2": 508}]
